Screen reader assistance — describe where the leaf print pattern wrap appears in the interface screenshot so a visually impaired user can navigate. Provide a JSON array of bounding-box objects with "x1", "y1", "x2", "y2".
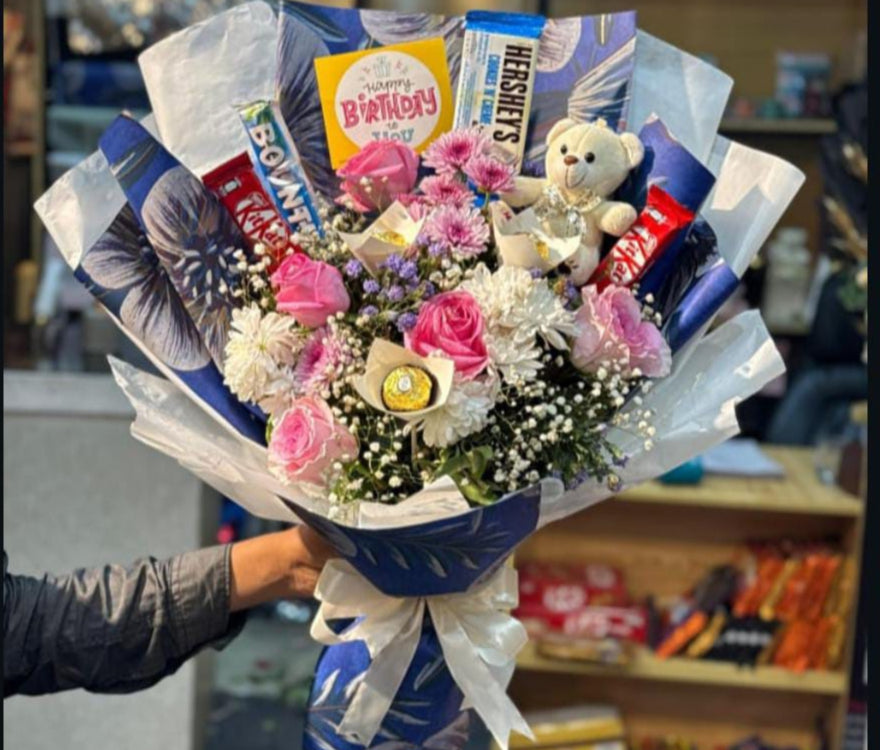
[
  {"x1": 140, "y1": 165, "x2": 243, "y2": 369},
  {"x1": 80, "y1": 204, "x2": 210, "y2": 372}
]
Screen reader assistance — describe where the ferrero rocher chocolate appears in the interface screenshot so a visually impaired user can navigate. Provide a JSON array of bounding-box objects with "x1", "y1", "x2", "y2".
[
  {"x1": 381, "y1": 365, "x2": 434, "y2": 411},
  {"x1": 372, "y1": 229, "x2": 408, "y2": 246}
]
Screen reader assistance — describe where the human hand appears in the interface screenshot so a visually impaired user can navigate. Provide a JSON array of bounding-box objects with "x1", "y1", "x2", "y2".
[{"x1": 229, "y1": 525, "x2": 337, "y2": 612}]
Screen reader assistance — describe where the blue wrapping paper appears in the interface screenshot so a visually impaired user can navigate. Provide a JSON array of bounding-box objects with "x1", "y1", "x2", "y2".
[
  {"x1": 306, "y1": 617, "x2": 471, "y2": 750},
  {"x1": 277, "y1": 485, "x2": 542, "y2": 748},
  {"x1": 73, "y1": 203, "x2": 266, "y2": 443},
  {"x1": 98, "y1": 115, "x2": 249, "y2": 372},
  {"x1": 616, "y1": 117, "x2": 716, "y2": 307},
  {"x1": 276, "y1": 2, "x2": 635, "y2": 196},
  {"x1": 664, "y1": 253, "x2": 740, "y2": 353}
]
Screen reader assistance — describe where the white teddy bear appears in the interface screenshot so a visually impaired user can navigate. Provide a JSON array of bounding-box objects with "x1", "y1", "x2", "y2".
[{"x1": 503, "y1": 117, "x2": 645, "y2": 285}]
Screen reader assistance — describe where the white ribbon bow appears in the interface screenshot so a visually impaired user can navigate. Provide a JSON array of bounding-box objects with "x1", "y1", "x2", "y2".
[{"x1": 310, "y1": 559, "x2": 534, "y2": 750}]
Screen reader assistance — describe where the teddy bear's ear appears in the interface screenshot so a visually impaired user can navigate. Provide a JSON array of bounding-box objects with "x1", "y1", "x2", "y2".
[
  {"x1": 546, "y1": 117, "x2": 579, "y2": 146},
  {"x1": 620, "y1": 132, "x2": 645, "y2": 169}
]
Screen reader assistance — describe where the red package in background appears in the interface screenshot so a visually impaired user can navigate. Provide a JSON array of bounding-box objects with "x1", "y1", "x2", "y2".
[
  {"x1": 516, "y1": 562, "x2": 644, "y2": 642},
  {"x1": 203, "y1": 153, "x2": 292, "y2": 268},
  {"x1": 590, "y1": 185, "x2": 694, "y2": 291}
]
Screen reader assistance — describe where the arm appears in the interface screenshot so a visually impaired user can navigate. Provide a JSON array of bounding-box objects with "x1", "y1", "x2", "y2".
[
  {"x1": 500, "y1": 176, "x2": 546, "y2": 209},
  {"x1": 3, "y1": 525, "x2": 334, "y2": 698}
]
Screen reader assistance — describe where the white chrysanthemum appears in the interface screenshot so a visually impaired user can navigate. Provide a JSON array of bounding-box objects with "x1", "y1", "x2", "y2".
[
  {"x1": 223, "y1": 305, "x2": 302, "y2": 405},
  {"x1": 419, "y1": 374, "x2": 499, "y2": 448},
  {"x1": 484, "y1": 334, "x2": 544, "y2": 383},
  {"x1": 462, "y1": 264, "x2": 577, "y2": 350}
]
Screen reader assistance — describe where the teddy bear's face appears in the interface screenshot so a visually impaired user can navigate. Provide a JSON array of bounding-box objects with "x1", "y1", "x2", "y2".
[{"x1": 545, "y1": 119, "x2": 644, "y2": 200}]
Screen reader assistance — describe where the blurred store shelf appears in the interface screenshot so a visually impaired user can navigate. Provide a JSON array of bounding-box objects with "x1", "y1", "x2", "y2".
[
  {"x1": 719, "y1": 118, "x2": 837, "y2": 135},
  {"x1": 517, "y1": 642, "x2": 848, "y2": 696},
  {"x1": 613, "y1": 447, "x2": 862, "y2": 517}
]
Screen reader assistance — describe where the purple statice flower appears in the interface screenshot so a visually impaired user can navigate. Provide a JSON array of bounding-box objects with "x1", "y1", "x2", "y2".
[
  {"x1": 386, "y1": 285, "x2": 405, "y2": 302},
  {"x1": 424, "y1": 204, "x2": 490, "y2": 257},
  {"x1": 344, "y1": 259, "x2": 363, "y2": 278},
  {"x1": 359, "y1": 305, "x2": 379, "y2": 317},
  {"x1": 422, "y1": 281, "x2": 437, "y2": 298},
  {"x1": 382, "y1": 253, "x2": 405, "y2": 275},
  {"x1": 463, "y1": 154, "x2": 516, "y2": 194},
  {"x1": 422, "y1": 128, "x2": 491, "y2": 175},
  {"x1": 565, "y1": 469, "x2": 591, "y2": 491},
  {"x1": 396, "y1": 311, "x2": 419, "y2": 333},
  {"x1": 399, "y1": 259, "x2": 419, "y2": 281},
  {"x1": 529, "y1": 267, "x2": 544, "y2": 279},
  {"x1": 363, "y1": 279, "x2": 381, "y2": 295},
  {"x1": 428, "y1": 241, "x2": 447, "y2": 258}
]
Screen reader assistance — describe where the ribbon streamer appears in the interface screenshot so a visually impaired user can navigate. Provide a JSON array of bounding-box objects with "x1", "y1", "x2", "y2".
[{"x1": 311, "y1": 560, "x2": 534, "y2": 750}]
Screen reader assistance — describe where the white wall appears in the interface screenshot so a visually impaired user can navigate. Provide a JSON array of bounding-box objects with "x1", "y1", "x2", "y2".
[{"x1": 3, "y1": 370, "x2": 215, "y2": 750}]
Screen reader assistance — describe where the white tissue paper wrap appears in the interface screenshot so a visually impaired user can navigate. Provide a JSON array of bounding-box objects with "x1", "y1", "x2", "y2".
[
  {"x1": 629, "y1": 31, "x2": 733, "y2": 162},
  {"x1": 106, "y1": 307, "x2": 783, "y2": 533},
  {"x1": 34, "y1": 114, "x2": 159, "y2": 268},
  {"x1": 138, "y1": 1, "x2": 277, "y2": 176}
]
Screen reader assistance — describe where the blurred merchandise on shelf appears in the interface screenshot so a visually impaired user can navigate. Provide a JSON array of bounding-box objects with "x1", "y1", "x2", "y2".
[
  {"x1": 492, "y1": 705, "x2": 626, "y2": 750},
  {"x1": 62, "y1": 0, "x2": 251, "y2": 54},
  {"x1": 775, "y1": 52, "x2": 831, "y2": 118},
  {"x1": 520, "y1": 540, "x2": 858, "y2": 677},
  {"x1": 760, "y1": 228, "x2": 812, "y2": 334},
  {"x1": 3, "y1": 8, "x2": 38, "y2": 148},
  {"x1": 516, "y1": 562, "x2": 646, "y2": 665},
  {"x1": 656, "y1": 542, "x2": 857, "y2": 672}
]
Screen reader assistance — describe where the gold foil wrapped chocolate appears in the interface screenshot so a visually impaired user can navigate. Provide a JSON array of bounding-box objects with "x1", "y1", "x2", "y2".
[
  {"x1": 382, "y1": 365, "x2": 434, "y2": 412},
  {"x1": 354, "y1": 339, "x2": 453, "y2": 422}
]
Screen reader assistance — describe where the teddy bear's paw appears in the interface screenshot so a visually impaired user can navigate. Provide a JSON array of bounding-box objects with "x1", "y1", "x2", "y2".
[
  {"x1": 502, "y1": 176, "x2": 547, "y2": 209},
  {"x1": 599, "y1": 203, "x2": 638, "y2": 236}
]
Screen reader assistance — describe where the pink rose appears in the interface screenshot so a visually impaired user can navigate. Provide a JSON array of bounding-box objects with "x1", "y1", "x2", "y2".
[
  {"x1": 571, "y1": 285, "x2": 671, "y2": 378},
  {"x1": 406, "y1": 291, "x2": 489, "y2": 379},
  {"x1": 268, "y1": 396, "x2": 358, "y2": 486},
  {"x1": 336, "y1": 140, "x2": 419, "y2": 213},
  {"x1": 271, "y1": 253, "x2": 350, "y2": 328}
]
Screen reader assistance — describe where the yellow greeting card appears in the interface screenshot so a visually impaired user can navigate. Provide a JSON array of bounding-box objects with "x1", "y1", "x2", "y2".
[{"x1": 315, "y1": 37, "x2": 453, "y2": 169}]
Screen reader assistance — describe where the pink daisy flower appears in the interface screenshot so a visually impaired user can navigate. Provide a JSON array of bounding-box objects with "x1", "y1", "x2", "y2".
[
  {"x1": 424, "y1": 204, "x2": 490, "y2": 257},
  {"x1": 419, "y1": 175, "x2": 474, "y2": 206},
  {"x1": 293, "y1": 327, "x2": 351, "y2": 397},
  {"x1": 423, "y1": 128, "x2": 490, "y2": 174},
  {"x1": 463, "y1": 154, "x2": 516, "y2": 194}
]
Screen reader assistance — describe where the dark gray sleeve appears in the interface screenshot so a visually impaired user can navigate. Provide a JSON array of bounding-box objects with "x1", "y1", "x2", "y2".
[{"x1": 3, "y1": 547, "x2": 247, "y2": 697}]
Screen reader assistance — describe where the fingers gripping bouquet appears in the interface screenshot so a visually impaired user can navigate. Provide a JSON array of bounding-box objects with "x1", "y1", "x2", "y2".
[{"x1": 35, "y1": 3, "x2": 805, "y2": 748}]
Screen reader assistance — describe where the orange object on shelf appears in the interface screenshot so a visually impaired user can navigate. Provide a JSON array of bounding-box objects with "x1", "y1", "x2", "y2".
[
  {"x1": 733, "y1": 556, "x2": 785, "y2": 617},
  {"x1": 656, "y1": 611, "x2": 708, "y2": 659}
]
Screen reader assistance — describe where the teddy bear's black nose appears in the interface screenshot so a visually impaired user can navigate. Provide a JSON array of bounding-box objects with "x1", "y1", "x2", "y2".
[{"x1": 563, "y1": 155, "x2": 579, "y2": 166}]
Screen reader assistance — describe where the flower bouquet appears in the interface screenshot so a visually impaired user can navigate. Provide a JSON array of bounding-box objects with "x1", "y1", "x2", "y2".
[{"x1": 35, "y1": 3, "x2": 805, "y2": 749}]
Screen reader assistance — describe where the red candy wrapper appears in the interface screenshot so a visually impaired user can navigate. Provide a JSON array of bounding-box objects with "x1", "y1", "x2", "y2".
[
  {"x1": 203, "y1": 152, "x2": 292, "y2": 267},
  {"x1": 516, "y1": 562, "x2": 646, "y2": 642},
  {"x1": 590, "y1": 184, "x2": 694, "y2": 291}
]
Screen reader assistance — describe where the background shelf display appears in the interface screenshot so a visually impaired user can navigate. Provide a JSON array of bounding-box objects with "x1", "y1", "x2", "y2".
[
  {"x1": 512, "y1": 444, "x2": 865, "y2": 749},
  {"x1": 517, "y1": 642, "x2": 848, "y2": 696}
]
